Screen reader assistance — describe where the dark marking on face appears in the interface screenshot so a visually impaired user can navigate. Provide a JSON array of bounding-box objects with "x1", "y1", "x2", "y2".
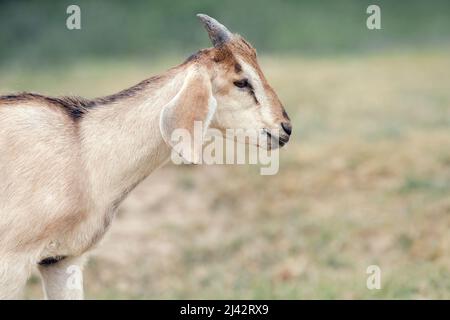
[
  {"x1": 38, "y1": 255, "x2": 67, "y2": 266},
  {"x1": 244, "y1": 81, "x2": 259, "y2": 105},
  {"x1": 234, "y1": 63, "x2": 242, "y2": 73},
  {"x1": 233, "y1": 78, "x2": 259, "y2": 105},
  {"x1": 282, "y1": 109, "x2": 290, "y2": 121},
  {"x1": 250, "y1": 89, "x2": 259, "y2": 105}
]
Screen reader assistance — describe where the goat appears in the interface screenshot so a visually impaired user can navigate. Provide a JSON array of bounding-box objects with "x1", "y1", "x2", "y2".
[{"x1": 0, "y1": 14, "x2": 292, "y2": 299}]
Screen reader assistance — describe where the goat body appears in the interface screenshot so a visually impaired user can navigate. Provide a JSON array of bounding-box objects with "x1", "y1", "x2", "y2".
[{"x1": 0, "y1": 65, "x2": 188, "y2": 298}]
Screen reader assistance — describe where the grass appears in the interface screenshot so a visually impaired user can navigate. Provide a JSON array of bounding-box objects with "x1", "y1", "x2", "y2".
[{"x1": 2, "y1": 49, "x2": 449, "y2": 299}]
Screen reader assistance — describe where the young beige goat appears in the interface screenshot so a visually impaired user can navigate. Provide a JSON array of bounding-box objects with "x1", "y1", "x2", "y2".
[{"x1": 0, "y1": 14, "x2": 291, "y2": 299}]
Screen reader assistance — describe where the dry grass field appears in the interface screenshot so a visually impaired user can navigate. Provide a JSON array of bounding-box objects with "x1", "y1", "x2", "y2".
[{"x1": 1, "y1": 49, "x2": 449, "y2": 299}]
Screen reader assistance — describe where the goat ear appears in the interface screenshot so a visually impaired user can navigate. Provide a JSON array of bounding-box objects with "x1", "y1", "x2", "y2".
[{"x1": 160, "y1": 68, "x2": 217, "y2": 164}]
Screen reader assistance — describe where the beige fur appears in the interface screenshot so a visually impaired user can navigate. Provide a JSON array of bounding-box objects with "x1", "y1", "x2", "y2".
[{"x1": 0, "y1": 15, "x2": 291, "y2": 299}]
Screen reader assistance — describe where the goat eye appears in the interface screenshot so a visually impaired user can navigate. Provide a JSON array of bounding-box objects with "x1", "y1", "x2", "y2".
[{"x1": 233, "y1": 79, "x2": 249, "y2": 88}]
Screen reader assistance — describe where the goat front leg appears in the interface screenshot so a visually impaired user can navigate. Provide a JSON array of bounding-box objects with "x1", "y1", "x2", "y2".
[{"x1": 38, "y1": 255, "x2": 86, "y2": 300}]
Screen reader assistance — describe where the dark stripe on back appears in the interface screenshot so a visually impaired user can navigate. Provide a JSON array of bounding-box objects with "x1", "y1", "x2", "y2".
[{"x1": 0, "y1": 74, "x2": 164, "y2": 121}]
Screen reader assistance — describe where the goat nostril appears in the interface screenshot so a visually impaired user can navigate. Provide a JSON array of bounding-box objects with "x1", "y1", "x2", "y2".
[{"x1": 281, "y1": 122, "x2": 292, "y2": 136}]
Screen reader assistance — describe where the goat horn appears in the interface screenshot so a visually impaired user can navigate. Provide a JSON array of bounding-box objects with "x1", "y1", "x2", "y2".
[{"x1": 197, "y1": 14, "x2": 232, "y2": 47}]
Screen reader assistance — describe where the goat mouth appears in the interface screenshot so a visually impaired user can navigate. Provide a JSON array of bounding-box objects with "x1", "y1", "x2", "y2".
[{"x1": 263, "y1": 128, "x2": 289, "y2": 149}]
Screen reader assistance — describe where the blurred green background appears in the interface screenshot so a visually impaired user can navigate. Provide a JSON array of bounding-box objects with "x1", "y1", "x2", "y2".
[
  {"x1": 1, "y1": 0, "x2": 449, "y2": 299},
  {"x1": 1, "y1": 0, "x2": 450, "y2": 68}
]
